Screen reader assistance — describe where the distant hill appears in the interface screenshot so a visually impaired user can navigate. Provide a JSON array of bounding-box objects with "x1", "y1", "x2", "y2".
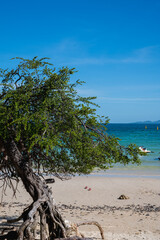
[{"x1": 135, "y1": 120, "x2": 160, "y2": 124}]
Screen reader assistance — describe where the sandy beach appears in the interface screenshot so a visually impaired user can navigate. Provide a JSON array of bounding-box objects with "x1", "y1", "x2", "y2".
[{"x1": 0, "y1": 174, "x2": 160, "y2": 239}]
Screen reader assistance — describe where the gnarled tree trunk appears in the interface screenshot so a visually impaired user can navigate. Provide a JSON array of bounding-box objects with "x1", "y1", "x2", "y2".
[{"x1": 3, "y1": 138, "x2": 67, "y2": 240}]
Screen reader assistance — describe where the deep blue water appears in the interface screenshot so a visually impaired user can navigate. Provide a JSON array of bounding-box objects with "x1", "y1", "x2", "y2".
[{"x1": 106, "y1": 123, "x2": 160, "y2": 170}]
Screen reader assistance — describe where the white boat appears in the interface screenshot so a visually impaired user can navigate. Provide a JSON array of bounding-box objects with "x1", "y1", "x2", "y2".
[{"x1": 139, "y1": 146, "x2": 151, "y2": 153}]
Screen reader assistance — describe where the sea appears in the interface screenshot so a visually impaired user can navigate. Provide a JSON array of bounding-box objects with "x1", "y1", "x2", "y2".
[{"x1": 92, "y1": 123, "x2": 160, "y2": 178}]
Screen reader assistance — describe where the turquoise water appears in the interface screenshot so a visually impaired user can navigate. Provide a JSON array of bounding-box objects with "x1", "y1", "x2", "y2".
[{"x1": 104, "y1": 123, "x2": 160, "y2": 175}]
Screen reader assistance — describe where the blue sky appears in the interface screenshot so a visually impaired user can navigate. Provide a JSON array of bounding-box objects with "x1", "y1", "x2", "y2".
[{"x1": 0, "y1": 0, "x2": 160, "y2": 123}]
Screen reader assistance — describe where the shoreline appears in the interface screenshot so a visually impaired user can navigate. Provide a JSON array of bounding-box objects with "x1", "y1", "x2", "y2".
[
  {"x1": 89, "y1": 171, "x2": 160, "y2": 179},
  {"x1": 88, "y1": 173, "x2": 160, "y2": 179},
  {"x1": 83, "y1": 166, "x2": 160, "y2": 179}
]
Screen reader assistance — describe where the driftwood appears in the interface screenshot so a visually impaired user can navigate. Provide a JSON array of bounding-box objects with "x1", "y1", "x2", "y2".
[
  {"x1": 65, "y1": 220, "x2": 104, "y2": 240},
  {"x1": 77, "y1": 221, "x2": 104, "y2": 239}
]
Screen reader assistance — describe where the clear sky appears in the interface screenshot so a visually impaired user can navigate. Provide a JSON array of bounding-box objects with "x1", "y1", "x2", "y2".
[{"x1": 0, "y1": 0, "x2": 160, "y2": 123}]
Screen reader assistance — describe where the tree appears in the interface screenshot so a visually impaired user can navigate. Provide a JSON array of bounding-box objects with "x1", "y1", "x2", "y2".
[{"x1": 0, "y1": 57, "x2": 141, "y2": 239}]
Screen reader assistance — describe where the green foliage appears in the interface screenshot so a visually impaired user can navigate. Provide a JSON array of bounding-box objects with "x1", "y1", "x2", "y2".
[{"x1": 0, "y1": 57, "x2": 141, "y2": 176}]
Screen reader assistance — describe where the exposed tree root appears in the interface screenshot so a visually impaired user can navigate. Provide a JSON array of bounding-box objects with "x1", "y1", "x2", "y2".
[
  {"x1": 5, "y1": 194, "x2": 67, "y2": 239},
  {"x1": 55, "y1": 238, "x2": 93, "y2": 240},
  {"x1": 0, "y1": 226, "x2": 14, "y2": 235},
  {"x1": 0, "y1": 230, "x2": 18, "y2": 240},
  {"x1": 65, "y1": 220, "x2": 104, "y2": 240}
]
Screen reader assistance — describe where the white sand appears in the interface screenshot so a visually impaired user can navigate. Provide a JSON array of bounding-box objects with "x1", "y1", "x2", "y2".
[{"x1": 0, "y1": 175, "x2": 160, "y2": 239}]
